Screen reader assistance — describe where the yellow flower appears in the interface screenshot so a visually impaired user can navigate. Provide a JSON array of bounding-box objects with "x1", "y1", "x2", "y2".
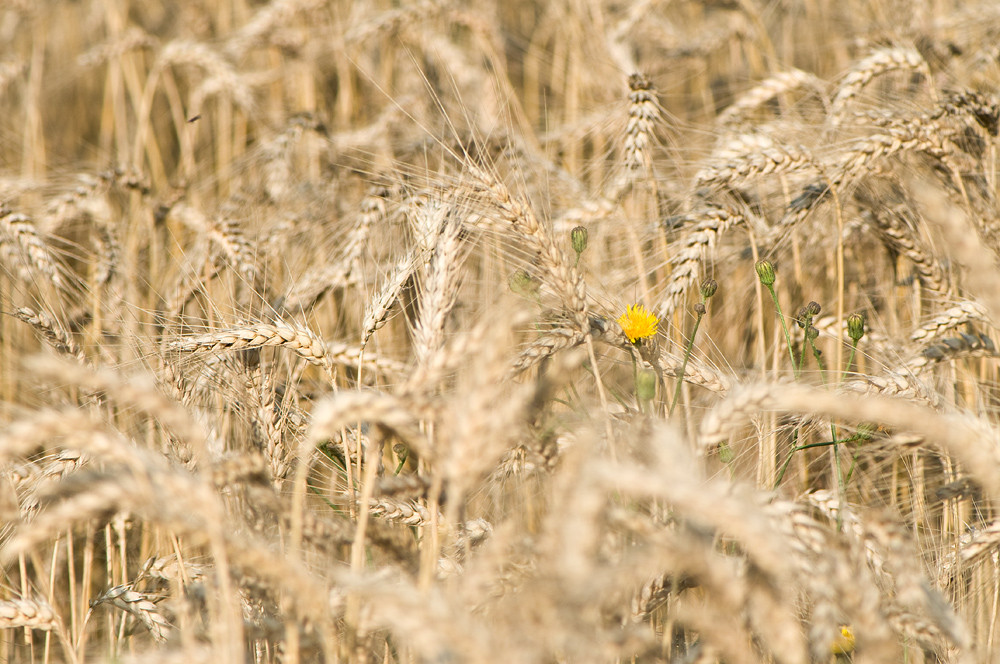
[
  {"x1": 831, "y1": 625, "x2": 855, "y2": 655},
  {"x1": 618, "y1": 304, "x2": 659, "y2": 344}
]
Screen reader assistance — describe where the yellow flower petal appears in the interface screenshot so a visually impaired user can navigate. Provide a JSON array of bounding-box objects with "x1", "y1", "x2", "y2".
[
  {"x1": 831, "y1": 625, "x2": 855, "y2": 655},
  {"x1": 617, "y1": 304, "x2": 659, "y2": 344}
]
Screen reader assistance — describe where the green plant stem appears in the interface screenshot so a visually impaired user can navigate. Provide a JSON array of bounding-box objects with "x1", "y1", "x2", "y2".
[
  {"x1": 669, "y1": 307, "x2": 704, "y2": 417},
  {"x1": 844, "y1": 438, "x2": 866, "y2": 485},
  {"x1": 807, "y1": 337, "x2": 826, "y2": 374},
  {"x1": 775, "y1": 439, "x2": 834, "y2": 487},
  {"x1": 764, "y1": 283, "x2": 797, "y2": 375},
  {"x1": 842, "y1": 339, "x2": 859, "y2": 382},
  {"x1": 630, "y1": 350, "x2": 639, "y2": 409},
  {"x1": 774, "y1": 434, "x2": 865, "y2": 488}
]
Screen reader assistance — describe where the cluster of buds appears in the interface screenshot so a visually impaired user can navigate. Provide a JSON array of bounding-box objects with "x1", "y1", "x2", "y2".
[{"x1": 797, "y1": 301, "x2": 821, "y2": 343}]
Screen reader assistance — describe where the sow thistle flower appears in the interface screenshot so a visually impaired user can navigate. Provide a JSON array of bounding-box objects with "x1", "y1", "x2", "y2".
[
  {"x1": 830, "y1": 625, "x2": 856, "y2": 655},
  {"x1": 618, "y1": 304, "x2": 659, "y2": 344}
]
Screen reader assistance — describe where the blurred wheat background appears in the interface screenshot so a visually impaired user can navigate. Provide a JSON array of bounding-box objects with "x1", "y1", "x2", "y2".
[{"x1": 2, "y1": 0, "x2": 1000, "y2": 662}]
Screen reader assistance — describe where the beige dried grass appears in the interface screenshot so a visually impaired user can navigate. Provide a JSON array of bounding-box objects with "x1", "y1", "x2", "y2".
[{"x1": 4, "y1": 6, "x2": 1000, "y2": 664}]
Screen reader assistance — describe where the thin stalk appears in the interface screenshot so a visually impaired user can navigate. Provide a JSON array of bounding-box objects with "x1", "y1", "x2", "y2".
[
  {"x1": 669, "y1": 305, "x2": 705, "y2": 416},
  {"x1": 763, "y1": 282, "x2": 797, "y2": 374},
  {"x1": 807, "y1": 332, "x2": 845, "y2": 528}
]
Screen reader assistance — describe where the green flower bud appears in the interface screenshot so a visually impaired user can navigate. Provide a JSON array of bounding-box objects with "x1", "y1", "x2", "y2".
[
  {"x1": 571, "y1": 225, "x2": 589, "y2": 256},
  {"x1": 806, "y1": 301, "x2": 822, "y2": 316},
  {"x1": 847, "y1": 312, "x2": 866, "y2": 343},
  {"x1": 805, "y1": 325, "x2": 819, "y2": 341},
  {"x1": 700, "y1": 278, "x2": 718, "y2": 299},
  {"x1": 636, "y1": 368, "x2": 657, "y2": 401},
  {"x1": 856, "y1": 422, "x2": 877, "y2": 440},
  {"x1": 509, "y1": 269, "x2": 539, "y2": 296},
  {"x1": 755, "y1": 259, "x2": 775, "y2": 286}
]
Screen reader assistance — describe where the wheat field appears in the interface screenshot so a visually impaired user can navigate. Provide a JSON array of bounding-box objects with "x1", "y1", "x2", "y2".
[{"x1": 2, "y1": 0, "x2": 1000, "y2": 662}]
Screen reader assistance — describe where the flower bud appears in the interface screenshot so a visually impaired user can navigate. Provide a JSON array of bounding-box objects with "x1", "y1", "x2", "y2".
[
  {"x1": 693, "y1": 302, "x2": 707, "y2": 315},
  {"x1": 856, "y1": 422, "x2": 877, "y2": 440},
  {"x1": 700, "y1": 278, "x2": 718, "y2": 299},
  {"x1": 796, "y1": 306, "x2": 810, "y2": 329},
  {"x1": 806, "y1": 301, "x2": 822, "y2": 316},
  {"x1": 571, "y1": 225, "x2": 589, "y2": 256},
  {"x1": 509, "y1": 269, "x2": 539, "y2": 296},
  {"x1": 755, "y1": 259, "x2": 775, "y2": 286},
  {"x1": 636, "y1": 368, "x2": 657, "y2": 401},
  {"x1": 805, "y1": 325, "x2": 819, "y2": 341},
  {"x1": 847, "y1": 313, "x2": 866, "y2": 343}
]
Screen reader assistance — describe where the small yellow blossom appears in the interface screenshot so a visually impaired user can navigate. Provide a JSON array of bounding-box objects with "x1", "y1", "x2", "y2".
[
  {"x1": 831, "y1": 625, "x2": 855, "y2": 655},
  {"x1": 618, "y1": 304, "x2": 659, "y2": 344}
]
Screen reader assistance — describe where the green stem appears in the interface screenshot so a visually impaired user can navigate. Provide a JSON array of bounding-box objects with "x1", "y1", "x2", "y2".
[
  {"x1": 842, "y1": 339, "x2": 859, "y2": 382},
  {"x1": 764, "y1": 283, "x2": 797, "y2": 375},
  {"x1": 808, "y1": 336, "x2": 826, "y2": 375},
  {"x1": 630, "y1": 350, "x2": 639, "y2": 409},
  {"x1": 669, "y1": 308, "x2": 704, "y2": 416},
  {"x1": 774, "y1": 435, "x2": 863, "y2": 488}
]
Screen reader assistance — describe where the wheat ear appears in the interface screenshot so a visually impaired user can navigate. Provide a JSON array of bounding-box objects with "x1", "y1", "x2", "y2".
[
  {"x1": 830, "y1": 47, "x2": 931, "y2": 125},
  {"x1": 169, "y1": 322, "x2": 330, "y2": 368},
  {"x1": 14, "y1": 307, "x2": 86, "y2": 363},
  {"x1": 0, "y1": 208, "x2": 70, "y2": 290},
  {"x1": 0, "y1": 597, "x2": 59, "y2": 630},
  {"x1": 89, "y1": 584, "x2": 171, "y2": 643},
  {"x1": 657, "y1": 207, "x2": 745, "y2": 317}
]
